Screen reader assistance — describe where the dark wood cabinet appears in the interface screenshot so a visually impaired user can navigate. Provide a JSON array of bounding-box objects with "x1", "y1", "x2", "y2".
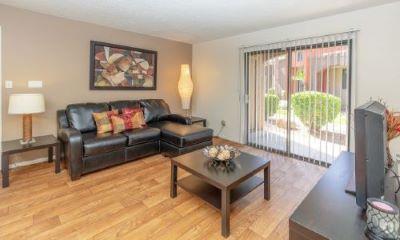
[{"x1": 289, "y1": 151, "x2": 399, "y2": 240}]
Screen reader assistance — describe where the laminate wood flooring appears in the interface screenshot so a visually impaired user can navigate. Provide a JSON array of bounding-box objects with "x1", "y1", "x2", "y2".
[{"x1": 0, "y1": 138, "x2": 326, "y2": 239}]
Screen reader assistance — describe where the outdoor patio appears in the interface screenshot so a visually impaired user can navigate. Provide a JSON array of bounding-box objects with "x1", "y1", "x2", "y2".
[{"x1": 248, "y1": 110, "x2": 348, "y2": 165}]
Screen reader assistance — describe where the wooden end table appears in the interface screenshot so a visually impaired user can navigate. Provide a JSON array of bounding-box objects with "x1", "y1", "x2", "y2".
[
  {"x1": 1, "y1": 135, "x2": 61, "y2": 188},
  {"x1": 170, "y1": 150, "x2": 270, "y2": 238},
  {"x1": 190, "y1": 116, "x2": 207, "y2": 127}
]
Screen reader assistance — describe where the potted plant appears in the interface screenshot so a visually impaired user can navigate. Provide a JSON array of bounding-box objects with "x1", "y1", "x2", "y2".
[{"x1": 386, "y1": 110, "x2": 400, "y2": 167}]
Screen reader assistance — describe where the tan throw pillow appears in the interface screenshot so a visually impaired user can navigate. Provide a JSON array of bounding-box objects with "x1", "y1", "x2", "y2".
[{"x1": 92, "y1": 110, "x2": 118, "y2": 134}]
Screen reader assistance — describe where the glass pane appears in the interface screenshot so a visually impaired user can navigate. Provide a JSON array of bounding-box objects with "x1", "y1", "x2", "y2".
[
  {"x1": 289, "y1": 44, "x2": 349, "y2": 164},
  {"x1": 264, "y1": 50, "x2": 288, "y2": 152},
  {"x1": 247, "y1": 50, "x2": 288, "y2": 152}
]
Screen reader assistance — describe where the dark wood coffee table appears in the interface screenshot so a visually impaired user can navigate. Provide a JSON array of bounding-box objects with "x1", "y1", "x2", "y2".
[{"x1": 170, "y1": 149, "x2": 270, "y2": 238}]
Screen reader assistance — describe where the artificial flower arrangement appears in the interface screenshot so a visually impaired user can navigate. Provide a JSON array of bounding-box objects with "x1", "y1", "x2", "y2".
[
  {"x1": 203, "y1": 145, "x2": 241, "y2": 171},
  {"x1": 203, "y1": 145, "x2": 241, "y2": 162},
  {"x1": 386, "y1": 109, "x2": 400, "y2": 166}
]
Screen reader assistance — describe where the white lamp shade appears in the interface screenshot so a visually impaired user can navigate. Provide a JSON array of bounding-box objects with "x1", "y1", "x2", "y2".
[
  {"x1": 8, "y1": 93, "x2": 45, "y2": 114},
  {"x1": 178, "y1": 64, "x2": 193, "y2": 110}
]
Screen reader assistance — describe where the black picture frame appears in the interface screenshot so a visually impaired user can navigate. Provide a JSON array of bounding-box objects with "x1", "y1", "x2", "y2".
[{"x1": 90, "y1": 41, "x2": 157, "y2": 90}]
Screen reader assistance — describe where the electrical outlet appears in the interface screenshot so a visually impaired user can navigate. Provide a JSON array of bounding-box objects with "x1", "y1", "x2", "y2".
[
  {"x1": 5, "y1": 80, "x2": 13, "y2": 89},
  {"x1": 221, "y1": 120, "x2": 226, "y2": 127}
]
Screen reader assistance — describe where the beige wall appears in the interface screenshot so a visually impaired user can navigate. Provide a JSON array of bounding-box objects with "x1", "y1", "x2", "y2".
[
  {"x1": 193, "y1": 2, "x2": 400, "y2": 153},
  {"x1": 0, "y1": 5, "x2": 192, "y2": 163}
]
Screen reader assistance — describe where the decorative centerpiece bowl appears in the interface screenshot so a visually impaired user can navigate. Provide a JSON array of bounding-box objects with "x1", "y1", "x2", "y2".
[{"x1": 203, "y1": 145, "x2": 240, "y2": 170}]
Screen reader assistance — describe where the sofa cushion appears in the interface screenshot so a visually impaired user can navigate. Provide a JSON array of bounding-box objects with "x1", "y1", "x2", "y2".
[
  {"x1": 109, "y1": 100, "x2": 140, "y2": 114},
  {"x1": 123, "y1": 127, "x2": 161, "y2": 146},
  {"x1": 149, "y1": 121, "x2": 213, "y2": 148},
  {"x1": 66, "y1": 103, "x2": 110, "y2": 132},
  {"x1": 82, "y1": 132, "x2": 127, "y2": 156},
  {"x1": 140, "y1": 99, "x2": 171, "y2": 123}
]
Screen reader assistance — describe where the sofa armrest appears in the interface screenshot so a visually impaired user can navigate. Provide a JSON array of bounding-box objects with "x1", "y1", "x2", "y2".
[
  {"x1": 58, "y1": 127, "x2": 83, "y2": 180},
  {"x1": 159, "y1": 114, "x2": 192, "y2": 125}
]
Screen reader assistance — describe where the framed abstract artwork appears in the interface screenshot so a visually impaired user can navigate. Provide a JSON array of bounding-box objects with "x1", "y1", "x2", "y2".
[{"x1": 90, "y1": 41, "x2": 157, "y2": 90}]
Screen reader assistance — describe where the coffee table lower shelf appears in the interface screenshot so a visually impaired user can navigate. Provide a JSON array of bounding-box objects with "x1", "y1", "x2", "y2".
[{"x1": 177, "y1": 175, "x2": 264, "y2": 210}]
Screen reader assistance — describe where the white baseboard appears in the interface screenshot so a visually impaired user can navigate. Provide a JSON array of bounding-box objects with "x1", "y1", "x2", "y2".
[{"x1": 9, "y1": 157, "x2": 50, "y2": 169}]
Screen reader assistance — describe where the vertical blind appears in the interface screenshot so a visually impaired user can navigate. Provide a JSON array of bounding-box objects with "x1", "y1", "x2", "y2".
[{"x1": 241, "y1": 31, "x2": 356, "y2": 166}]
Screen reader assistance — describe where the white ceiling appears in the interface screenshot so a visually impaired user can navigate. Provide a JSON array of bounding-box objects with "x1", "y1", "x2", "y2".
[{"x1": 0, "y1": 0, "x2": 397, "y2": 43}]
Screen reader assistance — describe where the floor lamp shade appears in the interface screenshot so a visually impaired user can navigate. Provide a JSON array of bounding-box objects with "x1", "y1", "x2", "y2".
[
  {"x1": 8, "y1": 94, "x2": 45, "y2": 144},
  {"x1": 178, "y1": 64, "x2": 193, "y2": 110}
]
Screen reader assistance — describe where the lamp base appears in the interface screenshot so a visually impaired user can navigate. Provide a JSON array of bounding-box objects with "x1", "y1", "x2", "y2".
[
  {"x1": 22, "y1": 113, "x2": 33, "y2": 145},
  {"x1": 184, "y1": 109, "x2": 192, "y2": 118},
  {"x1": 20, "y1": 138, "x2": 36, "y2": 145}
]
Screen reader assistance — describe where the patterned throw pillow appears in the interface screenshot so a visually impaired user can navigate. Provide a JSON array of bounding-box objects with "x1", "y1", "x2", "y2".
[
  {"x1": 111, "y1": 112, "x2": 145, "y2": 133},
  {"x1": 92, "y1": 110, "x2": 118, "y2": 134},
  {"x1": 122, "y1": 108, "x2": 146, "y2": 127},
  {"x1": 110, "y1": 114, "x2": 130, "y2": 133},
  {"x1": 122, "y1": 107, "x2": 140, "y2": 115}
]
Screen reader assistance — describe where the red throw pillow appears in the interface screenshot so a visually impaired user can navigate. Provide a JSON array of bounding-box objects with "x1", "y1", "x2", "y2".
[
  {"x1": 122, "y1": 107, "x2": 141, "y2": 114},
  {"x1": 111, "y1": 114, "x2": 131, "y2": 133},
  {"x1": 111, "y1": 112, "x2": 146, "y2": 133},
  {"x1": 122, "y1": 108, "x2": 146, "y2": 127}
]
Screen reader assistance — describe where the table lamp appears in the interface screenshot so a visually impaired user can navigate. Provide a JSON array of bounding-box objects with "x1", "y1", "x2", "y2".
[
  {"x1": 8, "y1": 93, "x2": 45, "y2": 145},
  {"x1": 178, "y1": 64, "x2": 193, "y2": 117}
]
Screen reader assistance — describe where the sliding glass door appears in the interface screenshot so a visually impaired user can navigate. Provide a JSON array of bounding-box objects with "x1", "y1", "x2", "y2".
[
  {"x1": 244, "y1": 33, "x2": 353, "y2": 166},
  {"x1": 246, "y1": 49, "x2": 288, "y2": 153}
]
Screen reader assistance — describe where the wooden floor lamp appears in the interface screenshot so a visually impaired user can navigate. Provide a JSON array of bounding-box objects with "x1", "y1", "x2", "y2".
[{"x1": 8, "y1": 94, "x2": 45, "y2": 145}]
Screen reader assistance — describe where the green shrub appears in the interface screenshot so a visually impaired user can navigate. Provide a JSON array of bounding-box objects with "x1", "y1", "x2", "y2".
[
  {"x1": 291, "y1": 91, "x2": 341, "y2": 130},
  {"x1": 265, "y1": 91, "x2": 280, "y2": 117}
]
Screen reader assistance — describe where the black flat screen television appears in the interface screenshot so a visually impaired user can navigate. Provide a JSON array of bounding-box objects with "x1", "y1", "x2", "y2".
[{"x1": 354, "y1": 100, "x2": 387, "y2": 209}]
